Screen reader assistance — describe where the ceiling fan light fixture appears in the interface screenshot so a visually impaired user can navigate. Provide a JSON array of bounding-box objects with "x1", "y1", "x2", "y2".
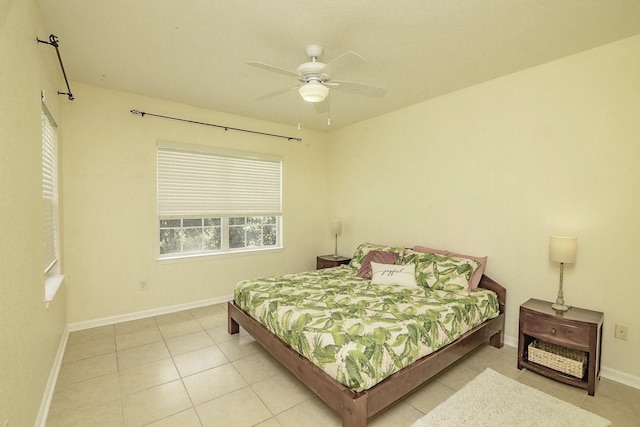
[{"x1": 299, "y1": 81, "x2": 329, "y2": 103}]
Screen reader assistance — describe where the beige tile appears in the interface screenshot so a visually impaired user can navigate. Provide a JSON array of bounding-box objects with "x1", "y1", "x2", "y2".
[
  {"x1": 403, "y1": 379, "x2": 456, "y2": 414},
  {"x1": 461, "y1": 343, "x2": 521, "y2": 379},
  {"x1": 117, "y1": 340, "x2": 170, "y2": 370},
  {"x1": 66, "y1": 325, "x2": 114, "y2": 346},
  {"x1": 196, "y1": 387, "x2": 272, "y2": 427},
  {"x1": 62, "y1": 336, "x2": 115, "y2": 363},
  {"x1": 49, "y1": 373, "x2": 120, "y2": 413},
  {"x1": 155, "y1": 310, "x2": 195, "y2": 326},
  {"x1": 516, "y1": 369, "x2": 586, "y2": 405},
  {"x1": 173, "y1": 345, "x2": 229, "y2": 377},
  {"x1": 119, "y1": 357, "x2": 180, "y2": 396},
  {"x1": 368, "y1": 401, "x2": 424, "y2": 427},
  {"x1": 594, "y1": 376, "x2": 640, "y2": 402},
  {"x1": 45, "y1": 398, "x2": 123, "y2": 427},
  {"x1": 217, "y1": 334, "x2": 263, "y2": 361},
  {"x1": 206, "y1": 325, "x2": 237, "y2": 344},
  {"x1": 114, "y1": 317, "x2": 158, "y2": 335},
  {"x1": 121, "y1": 380, "x2": 192, "y2": 427},
  {"x1": 232, "y1": 351, "x2": 287, "y2": 384},
  {"x1": 182, "y1": 364, "x2": 248, "y2": 405},
  {"x1": 159, "y1": 319, "x2": 203, "y2": 339},
  {"x1": 145, "y1": 408, "x2": 203, "y2": 427},
  {"x1": 56, "y1": 352, "x2": 118, "y2": 387},
  {"x1": 254, "y1": 418, "x2": 281, "y2": 427},
  {"x1": 48, "y1": 317, "x2": 640, "y2": 427},
  {"x1": 165, "y1": 330, "x2": 215, "y2": 356},
  {"x1": 433, "y1": 364, "x2": 480, "y2": 391},
  {"x1": 275, "y1": 397, "x2": 341, "y2": 427},
  {"x1": 579, "y1": 377, "x2": 640, "y2": 425},
  {"x1": 116, "y1": 327, "x2": 163, "y2": 351},
  {"x1": 190, "y1": 304, "x2": 226, "y2": 318},
  {"x1": 193, "y1": 311, "x2": 228, "y2": 329},
  {"x1": 251, "y1": 372, "x2": 314, "y2": 415}
]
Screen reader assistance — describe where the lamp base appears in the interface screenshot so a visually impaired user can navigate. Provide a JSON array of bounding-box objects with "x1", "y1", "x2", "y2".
[{"x1": 552, "y1": 303, "x2": 570, "y2": 312}]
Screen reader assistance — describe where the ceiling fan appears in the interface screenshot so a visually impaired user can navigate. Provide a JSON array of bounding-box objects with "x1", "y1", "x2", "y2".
[{"x1": 248, "y1": 45, "x2": 387, "y2": 103}]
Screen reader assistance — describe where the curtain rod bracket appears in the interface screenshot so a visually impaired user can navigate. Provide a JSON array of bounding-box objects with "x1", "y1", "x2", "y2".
[
  {"x1": 38, "y1": 34, "x2": 75, "y2": 101},
  {"x1": 130, "y1": 109, "x2": 302, "y2": 142}
]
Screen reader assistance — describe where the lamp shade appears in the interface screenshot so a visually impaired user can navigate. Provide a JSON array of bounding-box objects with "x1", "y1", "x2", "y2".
[
  {"x1": 299, "y1": 81, "x2": 329, "y2": 103},
  {"x1": 331, "y1": 220, "x2": 342, "y2": 236},
  {"x1": 549, "y1": 236, "x2": 577, "y2": 263}
]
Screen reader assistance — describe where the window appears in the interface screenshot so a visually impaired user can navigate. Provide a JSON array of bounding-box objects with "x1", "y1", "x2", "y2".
[
  {"x1": 157, "y1": 141, "x2": 282, "y2": 258},
  {"x1": 42, "y1": 104, "x2": 63, "y2": 302}
]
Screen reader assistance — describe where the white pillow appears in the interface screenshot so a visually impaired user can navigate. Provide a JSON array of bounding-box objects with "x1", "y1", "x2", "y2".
[{"x1": 370, "y1": 262, "x2": 417, "y2": 287}]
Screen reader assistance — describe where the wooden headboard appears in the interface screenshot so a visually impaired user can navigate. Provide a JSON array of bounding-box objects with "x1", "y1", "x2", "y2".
[{"x1": 479, "y1": 274, "x2": 506, "y2": 314}]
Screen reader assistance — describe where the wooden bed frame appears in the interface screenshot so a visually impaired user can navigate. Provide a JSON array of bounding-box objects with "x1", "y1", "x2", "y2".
[{"x1": 228, "y1": 274, "x2": 506, "y2": 427}]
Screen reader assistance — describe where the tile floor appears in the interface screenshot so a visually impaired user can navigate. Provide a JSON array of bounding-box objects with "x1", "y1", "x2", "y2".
[{"x1": 46, "y1": 302, "x2": 640, "y2": 426}]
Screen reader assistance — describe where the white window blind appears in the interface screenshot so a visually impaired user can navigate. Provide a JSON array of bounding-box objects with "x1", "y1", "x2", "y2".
[
  {"x1": 42, "y1": 108, "x2": 59, "y2": 273},
  {"x1": 157, "y1": 141, "x2": 282, "y2": 218}
]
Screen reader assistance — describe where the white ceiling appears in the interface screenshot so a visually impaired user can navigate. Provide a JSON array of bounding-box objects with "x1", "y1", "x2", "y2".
[{"x1": 36, "y1": 0, "x2": 640, "y2": 132}]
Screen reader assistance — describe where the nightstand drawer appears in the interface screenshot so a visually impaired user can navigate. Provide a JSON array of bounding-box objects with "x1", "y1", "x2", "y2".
[{"x1": 522, "y1": 312, "x2": 590, "y2": 347}]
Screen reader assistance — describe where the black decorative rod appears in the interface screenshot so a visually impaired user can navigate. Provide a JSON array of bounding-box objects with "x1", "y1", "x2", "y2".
[
  {"x1": 130, "y1": 109, "x2": 302, "y2": 142},
  {"x1": 37, "y1": 34, "x2": 74, "y2": 101}
]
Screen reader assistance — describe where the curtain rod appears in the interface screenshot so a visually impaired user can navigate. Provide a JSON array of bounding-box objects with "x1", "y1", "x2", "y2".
[
  {"x1": 130, "y1": 109, "x2": 302, "y2": 142},
  {"x1": 37, "y1": 34, "x2": 74, "y2": 101}
]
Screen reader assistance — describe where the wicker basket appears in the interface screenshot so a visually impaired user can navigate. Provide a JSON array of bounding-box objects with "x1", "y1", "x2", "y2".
[{"x1": 528, "y1": 339, "x2": 587, "y2": 378}]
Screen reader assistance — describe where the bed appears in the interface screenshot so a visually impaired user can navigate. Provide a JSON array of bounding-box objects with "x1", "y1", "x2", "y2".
[{"x1": 227, "y1": 244, "x2": 506, "y2": 426}]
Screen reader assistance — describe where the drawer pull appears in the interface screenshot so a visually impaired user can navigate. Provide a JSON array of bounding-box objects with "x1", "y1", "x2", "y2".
[{"x1": 550, "y1": 328, "x2": 557, "y2": 335}]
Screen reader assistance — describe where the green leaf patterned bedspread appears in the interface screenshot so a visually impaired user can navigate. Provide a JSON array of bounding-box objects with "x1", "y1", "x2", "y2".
[{"x1": 234, "y1": 265, "x2": 500, "y2": 392}]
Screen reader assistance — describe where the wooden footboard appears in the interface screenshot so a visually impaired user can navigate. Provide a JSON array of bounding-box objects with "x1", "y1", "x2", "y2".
[{"x1": 228, "y1": 275, "x2": 506, "y2": 427}]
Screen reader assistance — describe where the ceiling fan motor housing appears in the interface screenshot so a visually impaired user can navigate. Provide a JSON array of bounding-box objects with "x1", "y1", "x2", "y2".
[
  {"x1": 305, "y1": 44, "x2": 323, "y2": 59},
  {"x1": 296, "y1": 62, "x2": 326, "y2": 82},
  {"x1": 297, "y1": 45, "x2": 328, "y2": 83}
]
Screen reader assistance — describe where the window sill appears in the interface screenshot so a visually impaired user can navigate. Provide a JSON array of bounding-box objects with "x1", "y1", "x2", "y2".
[
  {"x1": 157, "y1": 246, "x2": 283, "y2": 263},
  {"x1": 45, "y1": 274, "x2": 65, "y2": 308}
]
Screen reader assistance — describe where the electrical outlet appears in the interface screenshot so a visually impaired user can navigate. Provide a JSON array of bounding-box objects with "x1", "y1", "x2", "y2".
[
  {"x1": 615, "y1": 324, "x2": 629, "y2": 340},
  {"x1": 138, "y1": 281, "x2": 148, "y2": 291}
]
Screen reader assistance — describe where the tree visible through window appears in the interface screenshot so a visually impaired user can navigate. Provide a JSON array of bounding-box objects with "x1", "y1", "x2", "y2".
[{"x1": 229, "y1": 216, "x2": 277, "y2": 249}]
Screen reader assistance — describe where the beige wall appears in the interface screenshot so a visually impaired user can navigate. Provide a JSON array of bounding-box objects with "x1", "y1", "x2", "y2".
[
  {"x1": 2, "y1": 4, "x2": 639, "y2": 424},
  {"x1": 0, "y1": 0, "x2": 67, "y2": 425},
  {"x1": 60, "y1": 83, "x2": 331, "y2": 323},
  {"x1": 328, "y1": 35, "x2": 640, "y2": 378}
]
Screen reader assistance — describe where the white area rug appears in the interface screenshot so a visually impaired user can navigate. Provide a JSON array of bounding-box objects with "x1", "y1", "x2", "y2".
[{"x1": 412, "y1": 368, "x2": 611, "y2": 427}]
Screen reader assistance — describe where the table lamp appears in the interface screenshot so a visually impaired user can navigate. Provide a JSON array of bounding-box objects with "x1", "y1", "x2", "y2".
[
  {"x1": 331, "y1": 220, "x2": 342, "y2": 259},
  {"x1": 549, "y1": 236, "x2": 577, "y2": 312}
]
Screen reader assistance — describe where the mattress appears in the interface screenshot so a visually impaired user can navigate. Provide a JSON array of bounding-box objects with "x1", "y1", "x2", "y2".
[{"x1": 234, "y1": 265, "x2": 500, "y2": 392}]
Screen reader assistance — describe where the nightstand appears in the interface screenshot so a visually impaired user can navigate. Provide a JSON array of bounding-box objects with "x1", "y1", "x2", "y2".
[
  {"x1": 317, "y1": 255, "x2": 351, "y2": 269},
  {"x1": 518, "y1": 298, "x2": 603, "y2": 395}
]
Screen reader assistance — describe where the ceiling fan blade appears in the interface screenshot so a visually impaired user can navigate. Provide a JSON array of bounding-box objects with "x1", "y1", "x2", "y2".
[
  {"x1": 254, "y1": 86, "x2": 299, "y2": 101},
  {"x1": 247, "y1": 61, "x2": 298, "y2": 78},
  {"x1": 331, "y1": 80, "x2": 387, "y2": 98},
  {"x1": 321, "y1": 51, "x2": 365, "y2": 79}
]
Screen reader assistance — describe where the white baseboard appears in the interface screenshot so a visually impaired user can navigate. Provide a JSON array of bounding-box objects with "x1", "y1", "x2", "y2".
[
  {"x1": 600, "y1": 366, "x2": 640, "y2": 390},
  {"x1": 504, "y1": 334, "x2": 518, "y2": 348},
  {"x1": 67, "y1": 294, "x2": 233, "y2": 332},
  {"x1": 38, "y1": 295, "x2": 232, "y2": 425},
  {"x1": 35, "y1": 325, "x2": 69, "y2": 427}
]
